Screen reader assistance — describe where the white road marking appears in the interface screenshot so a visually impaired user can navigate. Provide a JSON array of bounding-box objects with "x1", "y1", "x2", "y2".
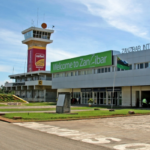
[
  {"x1": 114, "y1": 143, "x2": 150, "y2": 150},
  {"x1": 14, "y1": 122, "x2": 150, "y2": 150},
  {"x1": 82, "y1": 137, "x2": 121, "y2": 144}
]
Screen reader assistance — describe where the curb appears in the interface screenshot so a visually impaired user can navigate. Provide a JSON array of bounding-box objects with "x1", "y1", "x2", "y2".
[{"x1": 1, "y1": 113, "x2": 150, "y2": 123}]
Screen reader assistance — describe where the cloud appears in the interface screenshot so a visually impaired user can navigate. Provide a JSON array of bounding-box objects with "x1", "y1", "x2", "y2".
[
  {"x1": 0, "y1": 79, "x2": 13, "y2": 86},
  {"x1": 0, "y1": 28, "x2": 22, "y2": 46},
  {"x1": 0, "y1": 65, "x2": 12, "y2": 73},
  {"x1": 69, "y1": 0, "x2": 149, "y2": 39},
  {"x1": 46, "y1": 47, "x2": 78, "y2": 66}
]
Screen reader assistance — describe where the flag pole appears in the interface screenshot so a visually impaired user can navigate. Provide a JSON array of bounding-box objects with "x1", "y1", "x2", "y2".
[
  {"x1": 111, "y1": 55, "x2": 117, "y2": 109},
  {"x1": 112, "y1": 68, "x2": 117, "y2": 109}
]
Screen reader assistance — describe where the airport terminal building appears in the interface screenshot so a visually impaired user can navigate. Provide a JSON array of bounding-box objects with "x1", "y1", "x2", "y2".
[
  {"x1": 51, "y1": 49, "x2": 150, "y2": 107},
  {"x1": 4, "y1": 24, "x2": 150, "y2": 106},
  {"x1": 5, "y1": 71, "x2": 57, "y2": 102}
]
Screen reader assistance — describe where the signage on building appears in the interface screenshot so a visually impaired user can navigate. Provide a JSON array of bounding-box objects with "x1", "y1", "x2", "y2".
[
  {"x1": 122, "y1": 43, "x2": 150, "y2": 53},
  {"x1": 107, "y1": 87, "x2": 121, "y2": 91},
  {"x1": 93, "y1": 88, "x2": 106, "y2": 92},
  {"x1": 13, "y1": 83, "x2": 25, "y2": 86},
  {"x1": 81, "y1": 87, "x2": 121, "y2": 92},
  {"x1": 38, "y1": 80, "x2": 43, "y2": 85},
  {"x1": 51, "y1": 51, "x2": 112, "y2": 73},
  {"x1": 27, "y1": 47, "x2": 46, "y2": 72},
  {"x1": 81, "y1": 88, "x2": 93, "y2": 92}
]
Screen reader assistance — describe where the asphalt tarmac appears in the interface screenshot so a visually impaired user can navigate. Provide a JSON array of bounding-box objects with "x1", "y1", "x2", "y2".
[
  {"x1": 14, "y1": 115, "x2": 150, "y2": 150},
  {"x1": 0, "y1": 121, "x2": 110, "y2": 150}
]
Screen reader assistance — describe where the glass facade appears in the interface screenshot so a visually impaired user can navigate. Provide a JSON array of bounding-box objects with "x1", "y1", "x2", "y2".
[
  {"x1": 108, "y1": 91, "x2": 122, "y2": 106},
  {"x1": 24, "y1": 31, "x2": 33, "y2": 40},
  {"x1": 79, "y1": 88, "x2": 122, "y2": 105},
  {"x1": 94, "y1": 92, "x2": 106, "y2": 104},
  {"x1": 24, "y1": 30, "x2": 51, "y2": 40},
  {"x1": 82, "y1": 92, "x2": 92, "y2": 104}
]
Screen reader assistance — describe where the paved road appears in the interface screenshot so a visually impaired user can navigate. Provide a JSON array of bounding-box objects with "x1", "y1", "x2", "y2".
[
  {"x1": 14, "y1": 115, "x2": 150, "y2": 150},
  {"x1": 1, "y1": 115, "x2": 150, "y2": 150},
  {"x1": 0, "y1": 121, "x2": 110, "y2": 150}
]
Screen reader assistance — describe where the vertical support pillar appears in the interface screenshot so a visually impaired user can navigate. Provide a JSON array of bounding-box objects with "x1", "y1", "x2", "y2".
[
  {"x1": 130, "y1": 86, "x2": 132, "y2": 107},
  {"x1": 106, "y1": 92, "x2": 108, "y2": 105},
  {"x1": 140, "y1": 87, "x2": 142, "y2": 107},
  {"x1": 44, "y1": 89, "x2": 46, "y2": 102},
  {"x1": 92, "y1": 91, "x2": 94, "y2": 104},
  {"x1": 80, "y1": 90, "x2": 82, "y2": 104},
  {"x1": 72, "y1": 88, "x2": 73, "y2": 98}
]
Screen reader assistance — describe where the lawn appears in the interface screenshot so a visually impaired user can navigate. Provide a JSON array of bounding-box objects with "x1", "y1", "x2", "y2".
[
  {"x1": 0, "y1": 108, "x2": 56, "y2": 112},
  {"x1": 0, "y1": 94, "x2": 25, "y2": 103},
  {"x1": 24, "y1": 102, "x2": 56, "y2": 106},
  {"x1": 0, "y1": 102, "x2": 57, "y2": 107},
  {"x1": 0, "y1": 106, "x2": 106, "y2": 112},
  {"x1": 0, "y1": 106, "x2": 97, "y2": 112},
  {"x1": 4, "y1": 109, "x2": 150, "y2": 121},
  {"x1": 0, "y1": 104, "x2": 7, "y2": 106}
]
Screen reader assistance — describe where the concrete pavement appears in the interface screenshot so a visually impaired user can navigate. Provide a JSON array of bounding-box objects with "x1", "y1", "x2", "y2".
[
  {"x1": 0, "y1": 121, "x2": 110, "y2": 150},
  {"x1": 14, "y1": 115, "x2": 150, "y2": 150}
]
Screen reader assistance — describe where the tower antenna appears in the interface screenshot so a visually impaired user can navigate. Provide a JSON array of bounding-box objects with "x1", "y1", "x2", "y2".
[
  {"x1": 12, "y1": 67, "x2": 14, "y2": 74},
  {"x1": 43, "y1": 13, "x2": 45, "y2": 22},
  {"x1": 31, "y1": 19, "x2": 34, "y2": 26},
  {"x1": 24, "y1": 61, "x2": 26, "y2": 73},
  {"x1": 37, "y1": 8, "x2": 39, "y2": 27}
]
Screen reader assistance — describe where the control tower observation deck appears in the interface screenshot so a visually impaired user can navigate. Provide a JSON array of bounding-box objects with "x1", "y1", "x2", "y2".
[{"x1": 22, "y1": 24, "x2": 54, "y2": 72}]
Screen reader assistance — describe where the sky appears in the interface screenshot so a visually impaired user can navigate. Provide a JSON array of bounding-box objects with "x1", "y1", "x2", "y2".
[{"x1": 1, "y1": 0, "x2": 150, "y2": 85}]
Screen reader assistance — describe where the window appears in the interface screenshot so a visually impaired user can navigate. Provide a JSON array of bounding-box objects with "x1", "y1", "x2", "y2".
[
  {"x1": 97, "y1": 68, "x2": 101, "y2": 73},
  {"x1": 78, "y1": 70, "x2": 85, "y2": 75},
  {"x1": 65, "y1": 73, "x2": 68, "y2": 77},
  {"x1": 101, "y1": 68, "x2": 104, "y2": 73},
  {"x1": 75, "y1": 71, "x2": 78, "y2": 76},
  {"x1": 105, "y1": 68, "x2": 107, "y2": 72},
  {"x1": 87, "y1": 69, "x2": 92, "y2": 74},
  {"x1": 117, "y1": 68, "x2": 120, "y2": 71},
  {"x1": 129, "y1": 65, "x2": 132, "y2": 70},
  {"x1": 108, "y1": 67, "x2": 110, "y2": 72},
  {"x1": 71, "y1": 72, "x2": 75, "y2": 76},
  {"x1": 48, "y1": 33, "x2": 51, "y2": 39},
  {"x1": 112, "y1": 66, "x2": 115, "y2": 72},
  {"x1": 24, "y1": 31, "x2": 33, "y2": 40},
  {"x1": 135, "y1": 64, "x2": 139, "y2": 69},
  {"x1": 134, "y1": 63, "x2": 149, "y2": 69},
  {"x1": 145, "y1": 63, "x2": 148, "y2": 68},
  {"x1": 140, "y1": 63, "x2": 143, "y2": 69}
]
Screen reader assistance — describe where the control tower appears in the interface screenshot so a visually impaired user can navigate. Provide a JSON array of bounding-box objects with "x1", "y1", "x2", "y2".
[{"x1": 22, "y1": 23, "x2": 54, "y2": 72}]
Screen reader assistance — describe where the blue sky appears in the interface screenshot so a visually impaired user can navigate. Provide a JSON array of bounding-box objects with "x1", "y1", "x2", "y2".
[{"x1": 1, "y1": 0, "x2": 150, "y2": 85}]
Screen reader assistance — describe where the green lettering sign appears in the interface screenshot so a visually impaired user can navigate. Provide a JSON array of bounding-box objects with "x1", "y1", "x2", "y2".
[{"x1": 51, "y1": 50, "x2": 112, "y2": 73}]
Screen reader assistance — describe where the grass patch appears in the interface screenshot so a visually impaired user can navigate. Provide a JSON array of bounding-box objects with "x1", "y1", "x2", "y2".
[
  {"x1": 24, "y1": 102, "x2": 56, "y2": 106},
  {"x1": 0, "y1": 104, "x2": 7, "y2": 106},
  {"x1": 0, "y1": 102, "x2": 56, "y2": 107},
  {"x1": 4, "y1": 109, "x2": 150, "y2": 121},
  {"x1": 0, "y1": 106, "x2": 106, "y2": 111},
  {"x1": 0, "y1": 94, "x2": 24, "y2": 103},
  {"x1": 0, "y1": 108, "x2": 55, "y2": 112}
]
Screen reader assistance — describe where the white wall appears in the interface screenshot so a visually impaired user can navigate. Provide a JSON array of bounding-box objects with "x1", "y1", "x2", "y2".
[{"x1": 122, "y1": 86, "x2": 150, "y2": 107}]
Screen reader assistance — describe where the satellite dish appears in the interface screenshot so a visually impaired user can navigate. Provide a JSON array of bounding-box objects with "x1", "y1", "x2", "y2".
[{"x1": 41, "y1": 23, "x2": 47, "y2": 29}]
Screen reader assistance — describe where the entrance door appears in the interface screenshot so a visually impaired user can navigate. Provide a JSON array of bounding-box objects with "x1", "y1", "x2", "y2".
[
  {"x1": 136, "y1": 91, "x2": 140, "y2": 107},
  {"x1": 97, "y1": 92, "x2": 100, "y2": 104},
  {"x1": 142, "y1": 91, "x2": 150, "y2": 106}
]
